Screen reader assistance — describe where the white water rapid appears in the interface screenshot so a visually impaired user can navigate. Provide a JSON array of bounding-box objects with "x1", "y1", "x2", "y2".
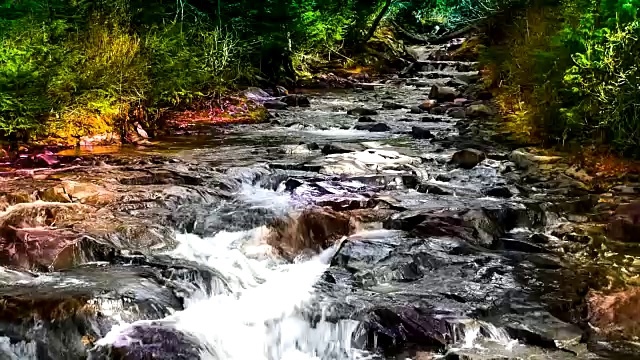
[{"x1": 94, "y1": 184, "x2": 372, "y2": 360}]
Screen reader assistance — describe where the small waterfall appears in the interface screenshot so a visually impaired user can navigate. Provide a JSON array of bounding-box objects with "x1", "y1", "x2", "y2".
[
  {"x1": 453, "y1": 319, "x2": 517, "y2": 351},
  {"x1": 93, "y1": 183, "x2": 372, "y2": 360}
]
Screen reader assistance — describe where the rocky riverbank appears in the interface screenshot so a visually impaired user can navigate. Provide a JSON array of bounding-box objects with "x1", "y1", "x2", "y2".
[{"x1": 0, "y1": 39, "x2": 639, "y2": 359}]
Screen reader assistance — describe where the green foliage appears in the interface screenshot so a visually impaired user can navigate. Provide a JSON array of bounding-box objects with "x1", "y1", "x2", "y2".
[
  {"x1": 0, "y1": 0, "x2": 401, "y2": 141},
  {"x1": 482, "y1": 0, "x2": 640, "y2": 156}
]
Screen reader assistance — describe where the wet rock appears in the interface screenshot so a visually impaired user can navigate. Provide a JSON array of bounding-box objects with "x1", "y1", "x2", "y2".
[
  {"x1": 465, "y1": 104, "x2": 494, "y2": 118},
  {"x1": 418, "y1": 100, "x2": 438, "y2": 111},
  {"x1": 358, "y1": 116, "x2": 375, "y2": 123},
  {"x1": 446, "y1": 107, "x2": 466, "y2": 119},
  {"x1": 509, "y1": 150, "x2": 562, "y2": 170},
  {"x1": 435, "y1": 174, "x2": 452, "y2": 182},
  {"x1": 398, "y1": 117, "x2": 415, "y2": 122},
  {"x1": 410, "y1": 106, "x2": 424, "y2": 114},
  {"x1": 484, "y1": 186, "x2": 513, "y2": 198},
  {"x1": 450, "y1": 149, "x2": 486, "y2": 169},
  {"x1": 0, "y1": 264, "x2": 186, "y2": 360},
  {"x1": 354, "y1": 123, "x2": 391, "y2": 132},
  {"x1": 89, "y1": 323, "x2": 207, "y2": 360},
  {"x1": 0, "y1": 226, "x2": 117, "y2": 271},
  {"x1": 429, "y1": 85, "x2": 458, "y2": 102},
  {"x1": 588, "y1": 288, "x2": 640, "y2": 341},
  {"x1": 421, "y1": 116, "x2": 443, "y2": 123},
  {"x1": 382, "y1": 101, "x2": 406, "y2": 110},
  {"x1": 417, "y1": 184, "x2": 452, "y2": 196},
  {"x1": 348, "y1": 107, "x2": 378, "y2": 116},
  {"x1": 608, "y1": 201, "x2": 640, "y2": 242},
  {"x1": 430, "y1": 106, "x2": 446, "y2": 115},
  {"x1": 243, "y1": 87, "x2": 271, "y2": 102},
  {"x1": 266, "y1": 207, "x2": 355, "y2": 259},
  {"x1": 263, "y1": 100, "x2": 288, "y2": 110},
  {"x1": 411, "y1": 126, "x2": 435, "y2": 139},
  {"x1": 321, "y1": 143, "x2": 366, "y2": 155},
  {"x1": 499, "y1": 238, "x2": 549, "y2": 253},
  {"x1": 358, "y1": 306, "x2": 450, "y2": 352},
  {"x1": 384, "y1": 209, "x2": 497, "y2": 247},
  {"x1": 283, "y1": 94, "x2": 311, "y2": 107},
  {"x1": 316, "y1": 149, "x2": 421, "y2": 176}
]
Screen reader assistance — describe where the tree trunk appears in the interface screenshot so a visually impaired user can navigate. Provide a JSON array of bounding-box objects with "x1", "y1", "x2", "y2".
[{"x1": 363, "y1": 0, "x2": 392, "y2": 43}]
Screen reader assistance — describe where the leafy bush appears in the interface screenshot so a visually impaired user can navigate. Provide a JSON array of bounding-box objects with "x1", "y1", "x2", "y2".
[{"x1": 481, "y1": 0, "x2": 640, "y2": 156}]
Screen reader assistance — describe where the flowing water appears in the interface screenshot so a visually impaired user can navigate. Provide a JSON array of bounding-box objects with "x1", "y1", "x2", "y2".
[{"x1": 0, "y1": 47, "x2": 622, "y2": 359}]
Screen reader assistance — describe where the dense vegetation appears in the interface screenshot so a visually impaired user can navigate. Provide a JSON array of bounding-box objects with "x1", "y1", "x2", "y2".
[
  {"x1": 482, "y1": 0, "x2": 640, "y2": 157},
  {"x1": 0, "y1": 0, "x2": 510, "y2": 144},
  {"x1": 4, "y1": 0, "x2": 640, "y2": 157}
]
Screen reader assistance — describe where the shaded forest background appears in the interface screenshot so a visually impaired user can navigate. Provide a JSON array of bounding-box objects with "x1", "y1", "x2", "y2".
[{"x1": 2, "y1": 0, "x2": 640, "y2": 157}]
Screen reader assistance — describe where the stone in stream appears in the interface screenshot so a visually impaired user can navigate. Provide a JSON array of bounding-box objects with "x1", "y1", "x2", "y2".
[
  {"x1": 607, "y1": 200, "x2": 640, "y2": 242},
  {"x1": 450, "y1": 149, "x2": 486, "y2": 169},
  {"x1": 430, "y1": 106, "x2": 447, "y2": 115},
  {"x1": 354, "y1": 123, "x2": 391, "y2": 132},
  {"x1": 0, "y1": 263, "x2": 206, "y2": 360},
  {"x1": 465, "y1": 104, "x2": 494, "y2": 118},
  {"x1": 484, "y1": 186, "x2": 513, "y2": 198},
  {"x1": 283, "y1": 94, "x2": 311, "y2": 107},
  {"x1": 89, "y1": 323, "x2": 208, "y2": 360},
  {"x1": 429, "y1": 85, "x2": 459, "y2": 102},
  {"x1": 347, "y1": 107, "x2": 378, "y2": 116},
  {"x1": 382, "y1": 101, "x2": 406, "y2": 110},
  {"x1": 411, "y1": 126, "x2": 435, "y2": 139},
  {"x1": 417, "y1": 183, "x2": 452, "y2": 196},
  {"x1": 266, "y1": 207, "x2": 355, "y2": 260},
  {"x1": 508, "y1": 150, "x2": 562, "y2": 170},
  {"x1": 418, "y1": 100, "x2": 437, "y2": 111},
  {"x1": 587, "y1": 288, "x2": 640, "y2": 342},
  {"x1": 421, "y1": 115, "x2": 443, "y2": 123},
  {"x1": 446, "y1": 107, "x2": 466, "y2": 119},
  {"x1": 409, "y1": 106, "x2": 424, "y2": 114},
  {"x1": 314, "y1": 149, "x2": 421, "y2": 176},
  {"x1": 263, "y1": 100, "x2": 288, "y2": 110},
  {"x1": 358, "y1": 116, "x2": 375, "y2": 123},
  {"x1": 321, "y1": 142, "x2": 366, "y2": 155}
]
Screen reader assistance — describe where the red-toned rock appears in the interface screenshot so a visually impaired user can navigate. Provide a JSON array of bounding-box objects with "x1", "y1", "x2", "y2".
[{"x1": 588, "y1": 287, "x2": 640, "y2": 340}]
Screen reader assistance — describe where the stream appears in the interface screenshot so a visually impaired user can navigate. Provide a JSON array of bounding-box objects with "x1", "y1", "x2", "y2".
[{"x1": 0, "y1": 45, "x2": 629, "y2": 359}]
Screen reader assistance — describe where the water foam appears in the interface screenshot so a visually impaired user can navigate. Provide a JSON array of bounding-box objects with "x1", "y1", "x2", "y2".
[{"x1": 94, "y1": 184, "x2": 369, "y2": 360}]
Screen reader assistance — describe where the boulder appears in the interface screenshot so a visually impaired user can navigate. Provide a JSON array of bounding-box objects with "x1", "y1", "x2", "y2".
[
  {"x1": 348, "y1": 107, "x2": 378, "y2": 116},
  {"x1": 429, "y1": 85, "x2": 458, "y2": 102},
  {"x1": 266, "y1": 207, "x2": 355, "y2": 259},
  {"x1": 417, "y1": 184, "x2": 452, "y2": 195},
  {"x1": 411, "y1": 126, "x2": 434, "y2": 139},
  {"x1": 465, "y1": 104, "x2": 494, "y2": 118},
  {"x1": 354, "y1": 123, "x2": 391, "y2": 132},
  {"x1": 484, "y1": 186, "x2": 513, "y2": 198},
  {"x1": 588, "y1": 288, "x2": 640, "y2": 341},
  {"x1": 409, "y1": 106, "x2": 424, "y2": 114},
  {"x1": 430, "y1": 106, "x2": 446, "y2": 115},
  {"x1": 283, "y1": 94, "x2": 311, "y2": 107},
  {"x1": 608, "y1": 201, "x2": 640, "y2": 242},
  {"x1": 321, "y1": 143, "x2": 366, "y2": 155},
  {"x1": 382, "y1": 101, "x2": 406, "y2": 110},
  {"x1": 450, "y1": 149, "x2": 486, "y2": 169},
  {"x1": 446, "y1": 107, "x2": 466, "y2": 119},
  {"x1": 358, "y1": 116, "x2": 375, "y2": 123},
  {"x1": 263, "y1": 100, "x2": 288, "y2": 110},
  {"x1": 315, "y1": 149, "x2": 421, "y2": 176},
  {"x1": 509, "y1": 150, "x2": 562, "y2": 170},
  {"x1": 418, "y1": 100, "x2": 437, "y2": 111},
  {"x1": 421, "y1": 116, "x2": 442, "y2": 123}
]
